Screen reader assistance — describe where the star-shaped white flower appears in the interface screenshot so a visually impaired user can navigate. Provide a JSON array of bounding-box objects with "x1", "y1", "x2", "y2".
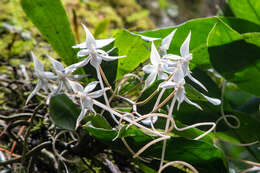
[
  {"x1": 166, "y1": 32, "x2": 208, "y2": 91},
  {"x1": 73, "y1": 24, "x2": 124, "y2": 68},
  {"x1": 142, "y1": 42, "x2": 171, "y2": 89},
  {"x1": 160, "y1": 79, "x2": 202, "y2": 110},
  {"x1": 70, "y1": 81, "x2": 109, "y2": 128},
  {"x1": 26, "y1": 52, "x2": 57, "y2": 105},
  {"x1": 48, "y1": 56, "x2": 86, "y2": 94}
]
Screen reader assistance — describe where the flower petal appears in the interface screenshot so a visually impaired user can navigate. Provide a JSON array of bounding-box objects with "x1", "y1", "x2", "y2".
[
  {"x1": 142, "y1": 64, "x2": 154, "y2": 74},
  {"x1": 48, "y1": 56, "x2": 64, "y2": 72},
  {"x1": 42, "y1": 72, "x2": 57, "y2": 80},
  {"x1": 72, "y1": 42, "x2": 86, "y2": 49},
  {"x1": 158, "y1": 72, "x2": 168, "y2": 80},
  {"x1": 99, "y1": 55, "x2": 124, "y2": 61},
  {"x1": 65, "y1": 59, "x2": 88, "y2": 74},
  {"x1": 141, "y1": 116, "x2": 158, "y2": 126},
  {"x1": 85, "y1": 97, "x2": 94, "y2": 112},
  {"x1": 144, "y1": 71, "x2": 157, "y2": 89},
  {"x1": 129, "y1": 32, "x2": 160, "y2": 41},
  {"x1": 25, "y1": 80, "x2": 42, "y2": 105},
  {"x1": 84, "y1": 81, "x2": 99, "y2": 93},
  {"x1": 164, "y1": 54, "x2": 183, "y2": 61},
  {"x1": 96, "y1": 38, "x2": 115, "y2": 48},
  {"x1": 150, "y1": 42, "x2": 161, "y2": 65},
  {"x1": 187, "y1": 73, "x2": 208, "y2": 92},
  {"x1": 161, "y1": 62, "x2": 175, "y2": 73},
  {"x1": 90, "y1": 56, "x2": 102, "y2": 68},
  {"x1": 89, "y1": 88, "x2": 109, "y2": 98},
  {"x1": 77, "y1": 49, "x2": 90, "y2": 57},
  {"x1": 180, "y1": 32, "x2": 191, "y2": 57},
  {"x1": 201, "y1": 94, "x2": 221, "y2": 105},
  {"x1": 184, "y1": 97, "x2": 202, "y2": 110},
  {"x1": 31, "y1": 52, "x2": 44, "y2": 72},
  {"x1": 70, "y1": 81, "x2": 84, "y2": 93},
  {"x1": 175, "y1": 87, "x2": 185, "y2": 104},
  {"x1": 159, "y1": 81, "x2": 176, "y2": 89},
  {"x1": 76, "y1": 108, "x2": 87, "y2": 129},
  {"x1": 81, "y1": 23, "x2": 96, "y2": 48},
  {"x1": 172, "y1": 64, "x2": 184, "y2": 82},
  {"x1": 160, "y1": 29, "x2": 177, "y2": 51}
]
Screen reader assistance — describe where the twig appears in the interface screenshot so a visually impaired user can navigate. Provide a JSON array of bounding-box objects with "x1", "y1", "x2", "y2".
[
  {"x1": 228, "y1": 157, "x2": 260, "y2": 167},
  {"x1": 99, "y1": 66, "x2": 113, "y2": 92},
  {"x1": 22, "y1": 104, "x2": 43, "y2": 166},
  {"x1": 0, "y1": 148, "x2": 20, "y2": 158},
  {"x1": 136, "y1": 89, "x2": 159, "y2": 105},
  {"x1": 152, "y1": 90, "x2": 176, "y2": 113},
  {"x1": 0, "y1": 141, "x2": 52, "y2": 166},
  {"x1": 158, "y1": 161, "x2": 199, "y2": 173}
]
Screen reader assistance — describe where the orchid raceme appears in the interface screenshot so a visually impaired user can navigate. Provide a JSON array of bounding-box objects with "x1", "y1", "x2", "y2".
[
  {"x1": 73, "y1": 24, "x2": 124, "y2": 68},
  {"x1": 70, "y1": 81, "x2": 109, "y2": 128},
  {"x1": 26, "y1": 52, "x2": 57, "y2": 105}
]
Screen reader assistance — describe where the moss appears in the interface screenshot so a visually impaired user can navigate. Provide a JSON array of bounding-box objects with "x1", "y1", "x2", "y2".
[
  {"x1": 10, "y1": 40, "x2": 34, "y2": 56},
  {"x1": 63, "y1": 0, "x2": 154, "y2": 40}
]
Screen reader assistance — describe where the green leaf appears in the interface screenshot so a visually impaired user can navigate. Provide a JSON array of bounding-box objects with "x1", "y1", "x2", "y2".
[
  {"x1": 207, "y1": 22, "x2": 242, "y2": 47},
  {"x1": 227, "y1": 0, "x2": 260, "y2": 25},
  {"x1": 207, "y1": 21, "x2": 260, "y2": 96},
  {"x1": 114, "y1": 30, "x2": 151, "y2": 79},
  {"x1": 140, "y1": 16, "x2": 260, "y2": 70},
  {"x1": 21, "y1": 0, "x2": 78, "y2": 65},
  {"x1": 83, "y1": 121, "x2": 228, "y2": 173},
  {"x1": 49, "y1": 94, "x2": 80, "y2": 130},
  {"x1": 84, "y1": 122, "x2": 118, "y2": 141},
  {"x1": 141, "y1": 137, "x2": 228, "y2": 173},
  {"x1": 114, "y1": 17, "x2": 260, "y2": 80},
  {"x1": 94, "y1": 19, "x2": 110, "y2": 38},
  {"x1": 137, "y1": 162, "x2": 157, "y2": 173},
  {"x1": 89, "y1": 114, "x2": 112, "y2": 130}
]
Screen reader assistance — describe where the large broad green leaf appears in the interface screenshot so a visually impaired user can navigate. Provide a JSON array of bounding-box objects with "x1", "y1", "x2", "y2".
[
  {"x1": 114, "y1": 30, "x2": 151, "y2": 79},
  {"x1": 21, "y1": 0, "x2": 78, "y2": 65},
  {"x1": 140, "y1": 16, "x2": 260, "y2": 70},
  {"x1": 83, "y1": 120, "x2": 228, "y2": 173},
  {"x1": 227, "y1": 0, "x2": 260, "y2": 25},
  {"x1": 49, "y1": 94, "x2": 80, "y2": 130},
  {"x1": 207, "y1": 21, "x2": 260, "y2": 96},
  {"x1": 114, "y1": 17, "x2": 260, "y2": 80},
  {"x1": 142, "y1": 137, "x2": 228, "y2": 173}
]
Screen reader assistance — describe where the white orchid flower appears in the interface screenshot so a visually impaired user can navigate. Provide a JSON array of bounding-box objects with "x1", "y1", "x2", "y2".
[
  {"x1": 26, "y1": 52, "x2": 57, "y2": 105},
  {"x1": 160, "y1": 29, "x2": 177, "y2": 55},
  {"x1": 130, "y1": 29, "x2": 177, "y2": 55},
  {"x1": 159, "y1": 79, "x2": 202, "y2": 110},
  {"x1": 142, "y1": 42, "x2": 171, "y2": 89},
  {"x1": 48, "y1": 56, "x2": 86, "y2": 94},
  {"x1": 73, "y1": 24, "x2": 124, "y2": 68},
  {"x1": 166, "y1": 32, "x2": 208, "y2": 91},
  {"x1": 70, "y1": 81, "x2": 109, "y2": 128}
]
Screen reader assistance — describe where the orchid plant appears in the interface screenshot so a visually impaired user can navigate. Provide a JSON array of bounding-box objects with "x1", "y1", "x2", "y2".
[{"x1": 26, "y1": 24, "x2": 227, "y2": 172}]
